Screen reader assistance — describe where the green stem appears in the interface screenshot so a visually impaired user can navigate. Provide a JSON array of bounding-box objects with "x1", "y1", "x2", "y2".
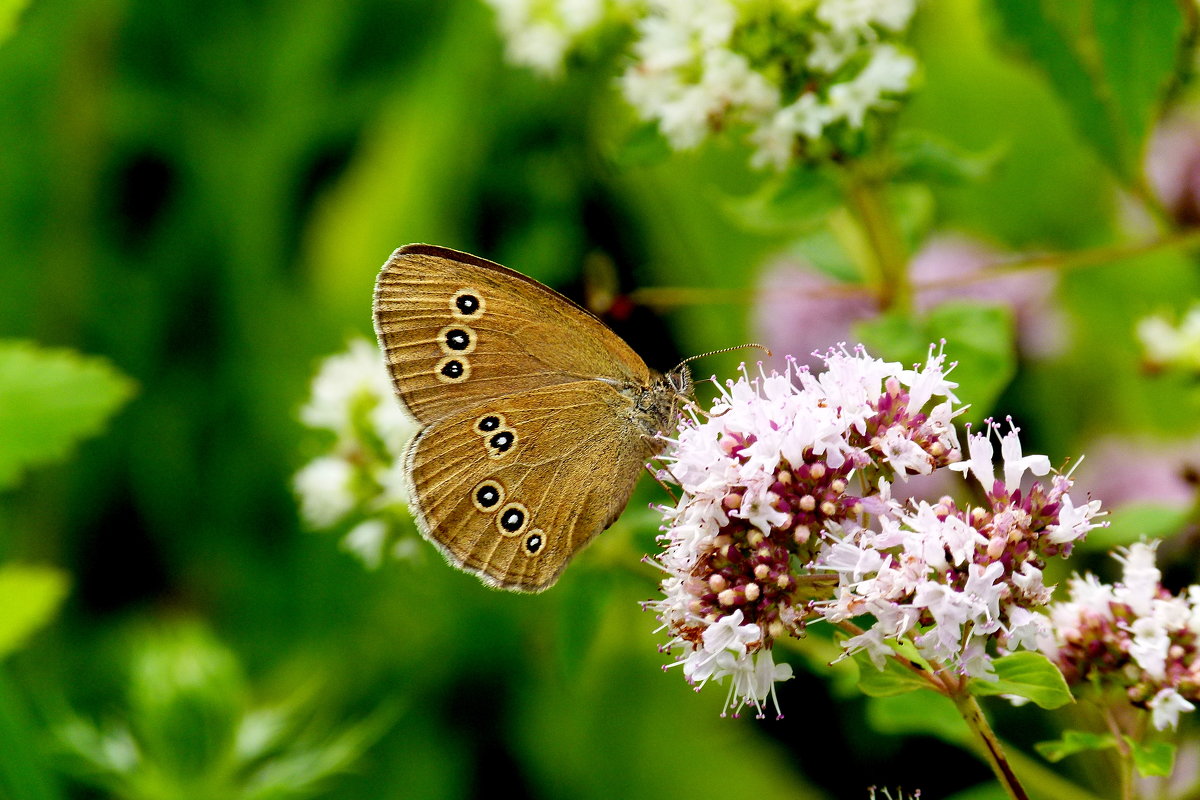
[
  {"x1": 950, "y1": 686, "x2": 1031, "y2": 800},
  {"x1": 842, "y1": 166, "x2": 911, "y2": 312},
  {"x1": 1101, "y1": 708, "x2": 1134, "y2": 800},
  {"x1": 915, "y1": 225, "x2": 1200, "y2": 292},
  {"x1": 628, "y1": 225, "x2": 1200, "y2": 311}
]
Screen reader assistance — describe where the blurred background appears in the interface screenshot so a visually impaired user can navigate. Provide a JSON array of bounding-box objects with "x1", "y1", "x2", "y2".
[{"x1": 2, "y1": 0, "x2": 1200, "y2": 798}]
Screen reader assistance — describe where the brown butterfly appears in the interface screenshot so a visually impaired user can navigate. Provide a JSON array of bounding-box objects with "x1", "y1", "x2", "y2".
[{"x1": 373, "y1": 244, "x2": 693, "y2": 592}]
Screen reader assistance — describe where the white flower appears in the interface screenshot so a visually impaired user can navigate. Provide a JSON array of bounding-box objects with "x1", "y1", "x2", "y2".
[
  {"x1": 483, "y1": 0, "x2": 627, "y2": 75},
  {"x1": 616, "y1": 0, "x2": 920, "y2": 169},
  {"x1": 1149, "y1": 687, "x2": 1195, "y2": 731},
  {"x1": 1114, "y1": 541, "x2": 1163, "y2": 615},
  {"x1": 999, "y1": 426, "x2": 1051, "y2": 493},
  {"x1": 948, "y1": 425, "x2": 996, "y2": 489},
  {"x1": 294, "y1": 456, "x2": 356, "y2": 527},
  {"x1": 826, "y1": 44, "x2": 916, "y2": 129},
  {"x1": 701, "y1": 608, "x2": 761, "y2": 656},
  {"x1": 300, "y1": 338, "x2": 416, "y2": 453},
  {"x1": 1137, "y1": 304, "x2": 1200, "y2": 372},
  {"x1": 816, "y1": 0, "x2": 918, "y2": 36},
  {"x1": 341, "y1": 519, "x2": 389, "y2": 569}
]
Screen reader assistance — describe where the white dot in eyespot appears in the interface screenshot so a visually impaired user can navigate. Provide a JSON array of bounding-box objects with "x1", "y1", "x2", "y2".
[
  {"x1": 471, "y1": 479, "x2": 505, "y2": 512},
  {"x1": 450, "y1": 288, "x2": 486, "y2": 319},
  {"x1": 496, "y1": 502, "x2": 529, "y2": 537},
  {"x1": 524, "y1": 529, "x2": 545, "y2": 556},
  {"x1": 435, "y1": 355, "x2": 470, "y2": 383},
  {"x1": 438, "y1": 324, "x2": 477, "y2": 356}
]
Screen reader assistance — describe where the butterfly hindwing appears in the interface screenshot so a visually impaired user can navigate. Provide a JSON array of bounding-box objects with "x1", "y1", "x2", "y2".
[
  {"x1": 374, "y1": 244, "x2": 651, "y2": 424},
  {"x1": 405, "y1": 381, "x2": 653, "y2": 591}
]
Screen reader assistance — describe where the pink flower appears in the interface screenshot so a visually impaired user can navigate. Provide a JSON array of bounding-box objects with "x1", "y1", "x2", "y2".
[
  {"x1": 1071, "y1": 436, "x2": 1200, "y2": 509},
  {"x1": 1146, "y1": 112, "x2": 1200, "y2": 227}
]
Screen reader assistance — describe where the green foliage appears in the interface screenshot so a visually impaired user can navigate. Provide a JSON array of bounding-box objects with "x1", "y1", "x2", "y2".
[
  {"x1": 54, "y1": 622, "x2": 396, "y2": 800},
  {"x1": 718, "y1": 166, "x2": 843, "y2": 235},
  {"x1": 1035, "y1": 730, "x2": 1119, "y2": 762},
  {"x1": 1127, "y1": 738, "x2": 1176, "y2": 778},
  {"x1": 852, "y1": 650, "x2": 933, "y2": 698},
  {"x1": 0, "y1": 565, "x2": 69, "y2": 661},
  {"x1": 989, "y1": 0, "x2": 1185, "y2": 186},
  {"x1": 968, "y1": 652, "x2": 1074, "y2": 710},
  {"x1": 0, "y1": 0, "x2": 30, "y2": 46},
  {"x1": 865, "y1": 691, "x2": 970, "y2": 744},
  {"x1": 1037, "y1": 732, "x2": 1176, "y2": 779},
  {"x1": 855, "y1": 304, "x2": 1016, "y2": 423},
  {"x1": 891, "y1": 129, "x2": 1005, "y2": 187},
  {"x1": 1084, "y1": 502, "x2": 1191, "y2": 551},
  {"x1": 0, "y1": 340, "x2": 135, "y2": 489}
]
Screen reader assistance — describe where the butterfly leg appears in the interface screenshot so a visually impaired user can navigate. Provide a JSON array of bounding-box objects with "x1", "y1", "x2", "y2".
[
  {"x1": 683, "y1": 398, "x2": 729, "y2": 420},
  {"x1": 642, "y1": 462, "x2": 679, "y2": 503}
]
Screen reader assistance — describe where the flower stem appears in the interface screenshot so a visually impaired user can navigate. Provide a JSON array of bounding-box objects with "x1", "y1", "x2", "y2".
[
  {"x1": 627, "y1": 226, "x2": 1200, "y2": 310},
  {"x1": 950, "y1": 688, "x2": 1031, "y2": 800},
  {"x1": 1101, "y1": 708, "x2": 1134, "y2": 800},
  {"x1": 841, "y1": 164, "x2": 911, "y2": 312}
]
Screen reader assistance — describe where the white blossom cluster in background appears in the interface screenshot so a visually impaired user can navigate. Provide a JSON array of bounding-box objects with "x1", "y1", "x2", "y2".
[
  {"x1": 482, "y1": 0, "x2": 636, "y2": 76},
  {"x1": 648, "y1": 345, "x2": 1106, "y2": 717},
  {"x1": 293, "y1": 339, "x2": 420, "y2": 567},
  {"x1": 1138, "y1": 303, "x2": 1200, "y2": 374},
  {"x1": 482, "y1": 0, "x2": 920, "y2": 169},
  {"x1": 1042, "y1": 541, "x2": 1200, "y2": 731}
]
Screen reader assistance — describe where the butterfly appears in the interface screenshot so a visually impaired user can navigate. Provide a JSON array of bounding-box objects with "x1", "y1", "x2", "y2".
[{"x1": 373, "y1": 244, "x2": 694, "y2": 592}]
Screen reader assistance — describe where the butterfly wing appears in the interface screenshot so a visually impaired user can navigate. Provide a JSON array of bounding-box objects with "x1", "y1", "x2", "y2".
[
  {"x1": 374, "y1": 244, "x2": 652, "y2": 424},
  {"x1": 405, "y1": 380, "x2": 653, "y2": 592}
]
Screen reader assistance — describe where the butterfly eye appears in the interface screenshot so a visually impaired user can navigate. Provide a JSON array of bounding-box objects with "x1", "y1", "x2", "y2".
[
  {"x1": 471, "y1": 479, "x2": 505, "y2": 512},
  {"x1": 450, "y1": 289, "x2": 485, "y2": 318},
  {"x1": 496, "y1": 503, "x2": 529, "y2": 536},
  {"x1": 438, "y1": 325, "x2": 476, "y2": 355},
  {"x1": 475, "y1": 414, "x2": 504, "y2": 434},
  {"x1": 524, "y1": 530, "x2": 544, "y2": 555},
  {"x1": 487, "y1": 429, "x2": 516, "y2": 456},
  {"x1": 435, "y1": 356, "x2": 470, "y2": 383}
]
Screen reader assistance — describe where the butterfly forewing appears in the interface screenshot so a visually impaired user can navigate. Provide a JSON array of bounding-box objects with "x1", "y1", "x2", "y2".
[
  {"x1": 405, "y1": 381, "x2": 653, "y2": 591},
  {"x1": 374, "y1": 244, "x2": 650, "y2": 424}
]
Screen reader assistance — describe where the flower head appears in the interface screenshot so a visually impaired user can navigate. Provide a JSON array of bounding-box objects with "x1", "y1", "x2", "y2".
[
  {"x1": 293, "y1": 339, "x2": 420, "y2": 567},
  {"x1": 648, "y1": 345, "x2": 966, "y2": 712},
  {"x1": 649, "y1": 344, "x2": 1106, "y2": 714},
  {"x1": 1042, "y1": 541, "x2": 1200, "y2": 730}
]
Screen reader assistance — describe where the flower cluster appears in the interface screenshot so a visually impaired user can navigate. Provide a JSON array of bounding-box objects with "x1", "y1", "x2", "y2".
[
  {"x1": 1042, "y1": 541, "x2": 1200, "y2": 731},
  {"x1": 293, "y1": 339, "x2": 419, "y2": 567},
  {"x1": 648, "y1": 345, "x2": 1105, "y2": 717},
  {"x1": 1137, "y1": 303, "x2": 1200, "y2": 375},
  {"x1": 621, "y1": 0, "x2": 919, "y2": 168},
  {"x1": 648, "y1": 346, "x2": 963, "y2": 716},
  {"x1": 822, "y1": 420, "x2": 1103, "y2": 678},
  {"x1": 481, "y1": 0, "x2": 634, "y2": 76},
  {"x1": 480, "y1": 0, "x2": 921, "y2": 169}
]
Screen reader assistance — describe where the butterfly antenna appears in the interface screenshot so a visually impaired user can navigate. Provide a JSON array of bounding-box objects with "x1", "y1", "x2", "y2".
[{"x1": 671, "y1": 343, "x2": 772, "y2": 373}]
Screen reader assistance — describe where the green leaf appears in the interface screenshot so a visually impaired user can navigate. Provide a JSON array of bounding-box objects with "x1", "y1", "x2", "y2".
[
  {"x1": 1126, "y1": 737, "x2": 1175, "y2": 778},
  {"x1": 717, "y1": 166, "x2": 842, "y2": 235},
  {"x1": 854, "y1": 303, "x2": 1016, "y2": 424},
  {"x1": 0, "y1": 673, "x2": 63, "y2": 800},
  {"x1": 0, "y1": 565, "x2": 69, "y2": 660},
  {"x1": 969, "y1": 652, "x2": 1074, "y2": 710},
  {"x1": 608, "y1": 122, "x2": 673, "y2": 168},
  {"x1": 988, "y1": 0, "x2": 1185, "y2": 184},
  {"x1": 865, "y1": 692, "x2": 971, "y2": 745},
  {"x1": 1035, "y1": 730, "x2": 1118, "y2": 762},
  {"x1": 0, "y1": 341, "x2": 136, "y2": 489},
  {"x1": 852, "y1": 649, "x2": 931, "y2": 698},
  {"x1": 892, "y1": 129, "x2": 1006, "y2": 185},
  {"x1": 1082, "y1": 502, "x2": 1189, "y2": 551},
  {"x1": 0, "y1": 0, "x2": 31, "y2": 46}
]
